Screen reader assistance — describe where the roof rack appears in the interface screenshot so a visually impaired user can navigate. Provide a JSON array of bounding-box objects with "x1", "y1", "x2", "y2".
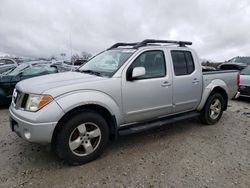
[
  {"x1": 134, "y1": 39, "x2": 192, "y2": 48},
  {"x1": 107, "y1": 39, "x2": 192, "y2": 50},
  {"x1": 107, "y1": 42, "x2": 139, "y2": 50}
]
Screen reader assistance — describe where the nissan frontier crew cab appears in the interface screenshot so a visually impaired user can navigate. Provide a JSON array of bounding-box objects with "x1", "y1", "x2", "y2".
[{"x1": 9, "y1": 39, "x2": 240, "y2": 165}]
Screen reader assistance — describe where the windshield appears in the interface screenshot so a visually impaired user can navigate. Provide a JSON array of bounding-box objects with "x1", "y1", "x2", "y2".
[
  {"x1": 5, "y1": 64, "x2": 30, "y2": 76},
  {"x1": 241, "y1": 66, "x2": 250, "y2": 75},
  {"x1": 78, "y1": 49, "x2": 135, "y2": 77},
  {"x1": 4, "y1": 60, "x2": 52, "y2": 76}
]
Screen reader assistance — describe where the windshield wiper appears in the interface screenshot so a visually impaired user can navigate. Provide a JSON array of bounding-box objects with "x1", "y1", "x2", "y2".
[{"x1": 79, "y1": 69, "x2": 102, "y2": 76}]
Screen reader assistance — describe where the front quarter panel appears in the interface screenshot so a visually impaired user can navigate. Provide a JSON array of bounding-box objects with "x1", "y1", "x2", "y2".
[
  {"x1": 10, "y1": 100, "x2": 64, "y2": 123},
  {"x1": 55, "y1": 90, "x2": 123, "y2": 125}
]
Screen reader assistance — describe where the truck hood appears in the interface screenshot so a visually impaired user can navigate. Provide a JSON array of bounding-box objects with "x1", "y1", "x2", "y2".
[{"x1": 16, "y1": 72, "x2": 108, "y2": 94}]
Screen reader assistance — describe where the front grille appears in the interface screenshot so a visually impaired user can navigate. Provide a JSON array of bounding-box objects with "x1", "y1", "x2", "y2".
[
  {"x1": 12, "y1": 90, "x2": 28, "y2": 109},
  {"x1": 21, "y1": 94, "x2": 29, "y2": 108}
]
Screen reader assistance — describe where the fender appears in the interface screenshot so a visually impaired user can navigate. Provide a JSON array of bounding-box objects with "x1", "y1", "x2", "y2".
[
  {"x1": 54, "y1": 90, "x2": 123, "y2": 125},
  {"x1": 197, "y1": 79, "x2": 228, "y2": 111}
]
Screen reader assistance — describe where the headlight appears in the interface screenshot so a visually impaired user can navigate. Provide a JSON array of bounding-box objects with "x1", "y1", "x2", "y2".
[{"x1": 25, "y1": 94, "x2": 53, "y2": 112}]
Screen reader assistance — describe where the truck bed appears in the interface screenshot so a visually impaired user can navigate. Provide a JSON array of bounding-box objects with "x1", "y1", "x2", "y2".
[{"x1": 203, "y1": 70, "x2": 239, "y2": 99}]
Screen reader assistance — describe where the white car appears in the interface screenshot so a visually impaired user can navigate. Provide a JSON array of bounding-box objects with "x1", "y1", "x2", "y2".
[{"x1": 0, "y1": 58, "x2": 18, "y2": 74}]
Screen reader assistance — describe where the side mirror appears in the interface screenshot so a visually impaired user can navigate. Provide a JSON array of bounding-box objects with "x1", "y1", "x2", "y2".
[{"x1": 132, "y1": 67, "x2": 146, "y2": 79}]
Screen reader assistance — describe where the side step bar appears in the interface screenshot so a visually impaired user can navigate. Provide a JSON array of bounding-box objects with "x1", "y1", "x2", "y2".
[{"x1": 118, "y1": 112, "x2": 200, "y2": 136}]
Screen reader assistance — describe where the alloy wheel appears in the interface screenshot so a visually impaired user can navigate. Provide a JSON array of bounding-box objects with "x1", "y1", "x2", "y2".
[{"x1": 69, "y1": 122, "x2": 101, "y2": 156}]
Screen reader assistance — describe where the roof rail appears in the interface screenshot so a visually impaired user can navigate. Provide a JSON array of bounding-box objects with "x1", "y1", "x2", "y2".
[
  {"x1": 107, "y1": 42, "x2": 139, "y2": 50},
  {"x1": 134, "y1": 39, "x2": 192, "y2": 48},
  {"x1": 107, "y1": 39, "x2": 192, "y2": 50}
]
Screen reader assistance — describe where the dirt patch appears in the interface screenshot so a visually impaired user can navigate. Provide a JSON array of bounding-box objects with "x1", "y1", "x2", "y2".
[{"x1": 0, "y1": 100, "x2": 249, "y2": 187}]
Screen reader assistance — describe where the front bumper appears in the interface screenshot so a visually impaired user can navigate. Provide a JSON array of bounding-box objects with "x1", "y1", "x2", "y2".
[{"x1": 9, "y1": 101, "x2": 64, "y2": 145}]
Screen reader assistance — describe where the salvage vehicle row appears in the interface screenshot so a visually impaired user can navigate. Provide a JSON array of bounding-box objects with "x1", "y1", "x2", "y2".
[{"x1": 0, "y1": 60, "x2": 71, "y2": 105}]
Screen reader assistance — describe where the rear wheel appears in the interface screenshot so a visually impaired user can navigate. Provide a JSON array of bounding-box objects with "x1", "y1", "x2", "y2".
[
  {"x1": 54, "y1": 111, "x2": 109, "y2": 165},
  {"x1": 200, "y1": 93, "x2": 225, "y2": 125}
]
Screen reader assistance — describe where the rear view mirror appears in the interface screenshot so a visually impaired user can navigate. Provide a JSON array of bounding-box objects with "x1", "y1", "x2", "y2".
[{"x1": 132, "y1": 67, "x2": 146, "y2": 79}]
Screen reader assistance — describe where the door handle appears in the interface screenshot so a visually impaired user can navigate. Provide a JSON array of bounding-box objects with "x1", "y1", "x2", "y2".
[
  {"x1": 161, "y1": 81, "x2": 171, "y2": 87},
  {"x1": 192, "y1": 78, "x2": 199, "y2": 83}
]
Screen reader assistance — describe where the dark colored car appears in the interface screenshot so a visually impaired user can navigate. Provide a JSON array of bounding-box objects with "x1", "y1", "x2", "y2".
[
  {"x1": 202, "y1": 65, "x2": 216, "y2": 72},
  {"x1": 239, "y1": 65, "x2": 250, "y2": 97},
  {"x1": 218, "y1": 62, "x2": 247, "y2": 71},
  {"x1": 0, "y1": 62, "x2": 68, "y2": 105},
  {"x1": 73, "y1": 59, "x2": 88, "y2": 66},
  {"x1": 0, "y1": 58, "x2": 18, "y2": 74}
]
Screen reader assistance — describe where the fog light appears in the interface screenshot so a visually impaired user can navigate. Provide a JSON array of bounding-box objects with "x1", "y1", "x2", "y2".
[{"x1": 24, "y1": 129, "x2": 31, "y2": 140}]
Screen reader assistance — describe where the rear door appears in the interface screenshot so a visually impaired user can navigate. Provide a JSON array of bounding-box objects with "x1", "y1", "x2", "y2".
[{"x1": 171, "y1": 50, "x2": 202, "y2": 112}]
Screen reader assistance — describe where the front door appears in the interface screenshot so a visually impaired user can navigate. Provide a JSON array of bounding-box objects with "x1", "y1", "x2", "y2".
[{"x1": 122, "y1": 50, "x2": 173, "y2": 123}]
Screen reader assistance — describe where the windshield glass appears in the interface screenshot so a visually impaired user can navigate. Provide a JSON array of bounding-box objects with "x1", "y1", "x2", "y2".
[
  {"x1": 4, "y1": 60, "x2": 52, "y2": 76},
  {"x1": 241, "y1": 66, "x2": 250, "y2": 75},
  {"x1": 6, "y1": 64, "x2": 30, "y2": 76},
  {"x1": 79, "y1": 49, "x2": 135, "y2": 77}
]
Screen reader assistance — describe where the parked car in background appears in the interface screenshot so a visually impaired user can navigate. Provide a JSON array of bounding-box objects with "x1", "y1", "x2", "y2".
[
  {"x1": 51, "y1": 60, "x2": 79, "y2": 71},
  {"x1": 218, "y1": 62, "x2": 247, "y2": 71},
  {"x1": 227, "y1": 56, "x2": 250, "y2": 65},
  {"x1": 73, "y1": 59, "x2": 88, "y2": 66},
  {"x1": 0, "y1": 61, "x2": 69, "y2": 105},
  {"x1": 202, "y1": 65, "x2": 216, "y2": 72},
  {"x1": 56, "y1": 59, "x2": 89, "y2": 71},
  {"x1": 239, "y1": 65, "x2": 250, "y2": 97},
  {"x1": 0, "y1": 58, "x2": 18, "y2": 74}
]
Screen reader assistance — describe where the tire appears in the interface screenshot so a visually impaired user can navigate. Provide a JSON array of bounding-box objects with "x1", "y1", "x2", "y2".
[
  {"x1": 200, "y1": 93, "x2": 225, "y2": 125},
  {"x1": 54, "y1": 111, "x2": 109, "y2": 165}
]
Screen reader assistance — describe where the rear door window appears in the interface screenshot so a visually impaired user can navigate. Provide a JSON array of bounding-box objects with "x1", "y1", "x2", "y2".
[{"x1": 171, "y1": 51, "x2": 195, "y2": 76}]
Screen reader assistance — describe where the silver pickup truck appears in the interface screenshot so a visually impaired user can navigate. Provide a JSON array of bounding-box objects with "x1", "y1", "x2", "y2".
[{"x1": 9, "y1": 39, "x2": 240, "y2": 165}]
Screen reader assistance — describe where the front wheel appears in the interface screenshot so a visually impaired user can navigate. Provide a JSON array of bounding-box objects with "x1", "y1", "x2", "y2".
[
  {"x1": 54, "y1": 111, "x2": 109, "y2": 165},
  {"x1": 200, "y1": 93, "x2": 225, "y2": 125}
]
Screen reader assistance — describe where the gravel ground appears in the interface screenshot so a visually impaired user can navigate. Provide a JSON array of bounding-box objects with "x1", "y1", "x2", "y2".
[{"x1": 0, "y1": 99, "x2": 249, "y2": 188}]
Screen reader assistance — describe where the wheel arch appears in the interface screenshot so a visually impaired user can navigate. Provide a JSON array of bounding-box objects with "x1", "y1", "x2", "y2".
[
  {"x1": 210, "y1": 87, "x2": 228, "y2": 110},
  {"x1": 197, "y1": 80, "x2": 229, "y2": 111},
  {"x1": 51, "y1": 104, "x2": 118, "y2": 148}
]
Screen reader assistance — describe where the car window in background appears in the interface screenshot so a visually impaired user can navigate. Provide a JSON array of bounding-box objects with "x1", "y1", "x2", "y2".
[
  {"x1": 5, "y1": 60, "x2": 14, "y2": 64},
  {"x1": 0, "y1": 59, "x2": 5, "y2": 65},
  {"x1": 74, "y1": 59, "x2": 87, "y2": 66},
  {"x1": 7, "y1": 64, "x2": 30, "y2": 76},
  {"x1": 55, "y1": 66, "x2": 71, "y2": 72},
  {"x1": 241, "y1": 66, "x2": 250, "y2": 75},
  {"x1": 22, "y1": 66, "x2": 57, "y2": 76}
]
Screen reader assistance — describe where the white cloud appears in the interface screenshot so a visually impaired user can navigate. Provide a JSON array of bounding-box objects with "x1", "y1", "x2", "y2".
[{"x1": 0, "y1": 0, "x2": 249, "y2": 61}]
